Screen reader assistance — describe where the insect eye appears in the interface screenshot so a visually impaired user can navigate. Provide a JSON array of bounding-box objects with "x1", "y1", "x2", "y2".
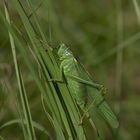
[{"x1": 65, "y1": 51, "x2": 72, "y2": 56}]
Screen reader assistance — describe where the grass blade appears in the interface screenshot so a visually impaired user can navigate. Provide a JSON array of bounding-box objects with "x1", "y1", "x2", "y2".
[{"x1": 4, "y1": 1, "x2": 36, "y2": 139}]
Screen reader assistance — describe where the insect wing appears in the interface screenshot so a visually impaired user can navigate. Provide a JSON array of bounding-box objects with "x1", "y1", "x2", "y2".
[{"x1": 74, "y1": 58, "x2": 119, "y2": 128}]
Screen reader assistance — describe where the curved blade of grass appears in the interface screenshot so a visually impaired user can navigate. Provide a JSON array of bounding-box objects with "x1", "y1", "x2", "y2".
[
  {"x1": 0, "y1": 136, "x2": 5, "y2": 140},
  {"x1": 4, "y1": 2, "x2": 36, "y2": 140},
  {"x1": 4, "y1": 1, "x2": 27, "y2": 139},
  {"x1": 0, "y1": 119, "x2": 52, "y2": 140},
  {"x1": 41, "y1": 94, "x2": 65, "y2": 140}
]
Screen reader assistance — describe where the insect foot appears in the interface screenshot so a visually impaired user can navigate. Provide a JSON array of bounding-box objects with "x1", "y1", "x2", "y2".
[
  {"x1": 47, "y1": 79, "x2": 64, "y2": 83},
  {"x1": 101, "y1": 86, "x2": 107, "y2": 96},
  {"x1": 78, "y1": 118, "x2": 84, "y2": 126},
  {"x1": 78, "y1": 112, "x2": 88, "y2": 126},
  {"x1": 47, "y1": 79, "x2": 56, "y2": 82},
  {"x1": 98, "y1": 85, "x2": 107, "y2": 96}
]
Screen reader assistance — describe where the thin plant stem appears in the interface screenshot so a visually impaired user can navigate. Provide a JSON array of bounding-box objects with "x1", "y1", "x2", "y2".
[{"x1": 115, "y1": 0, "x2": 123, "y2": 114}]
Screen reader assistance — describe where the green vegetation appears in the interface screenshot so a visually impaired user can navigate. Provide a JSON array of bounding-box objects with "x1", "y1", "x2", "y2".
[{"x1": 0, "y1": 0, "x2": 140, "y2": 140}]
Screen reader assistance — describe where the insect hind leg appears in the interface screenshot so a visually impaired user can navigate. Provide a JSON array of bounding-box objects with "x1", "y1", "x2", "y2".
[
  {"x1": 79, "y1": 94, "x2": 100, "y2": 126},
  {"x1": 78, "y1": 112, "x2": 99, "y2": 136}
]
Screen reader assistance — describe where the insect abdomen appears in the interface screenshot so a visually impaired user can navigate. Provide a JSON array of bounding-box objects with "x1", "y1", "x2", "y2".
[{"x1": 62, "y1": 59, "x2": 86, "y2": 108}]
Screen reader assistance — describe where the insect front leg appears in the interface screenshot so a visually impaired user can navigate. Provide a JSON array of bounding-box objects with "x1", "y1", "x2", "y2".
[{"x1": 48, "y1": 64, "x2": 64, "y2": 83}]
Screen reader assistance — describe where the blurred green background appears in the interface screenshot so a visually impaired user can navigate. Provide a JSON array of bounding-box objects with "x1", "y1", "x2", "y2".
[{"x1": 0, "y1": 0, "x2": 140, "y2": 140}]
